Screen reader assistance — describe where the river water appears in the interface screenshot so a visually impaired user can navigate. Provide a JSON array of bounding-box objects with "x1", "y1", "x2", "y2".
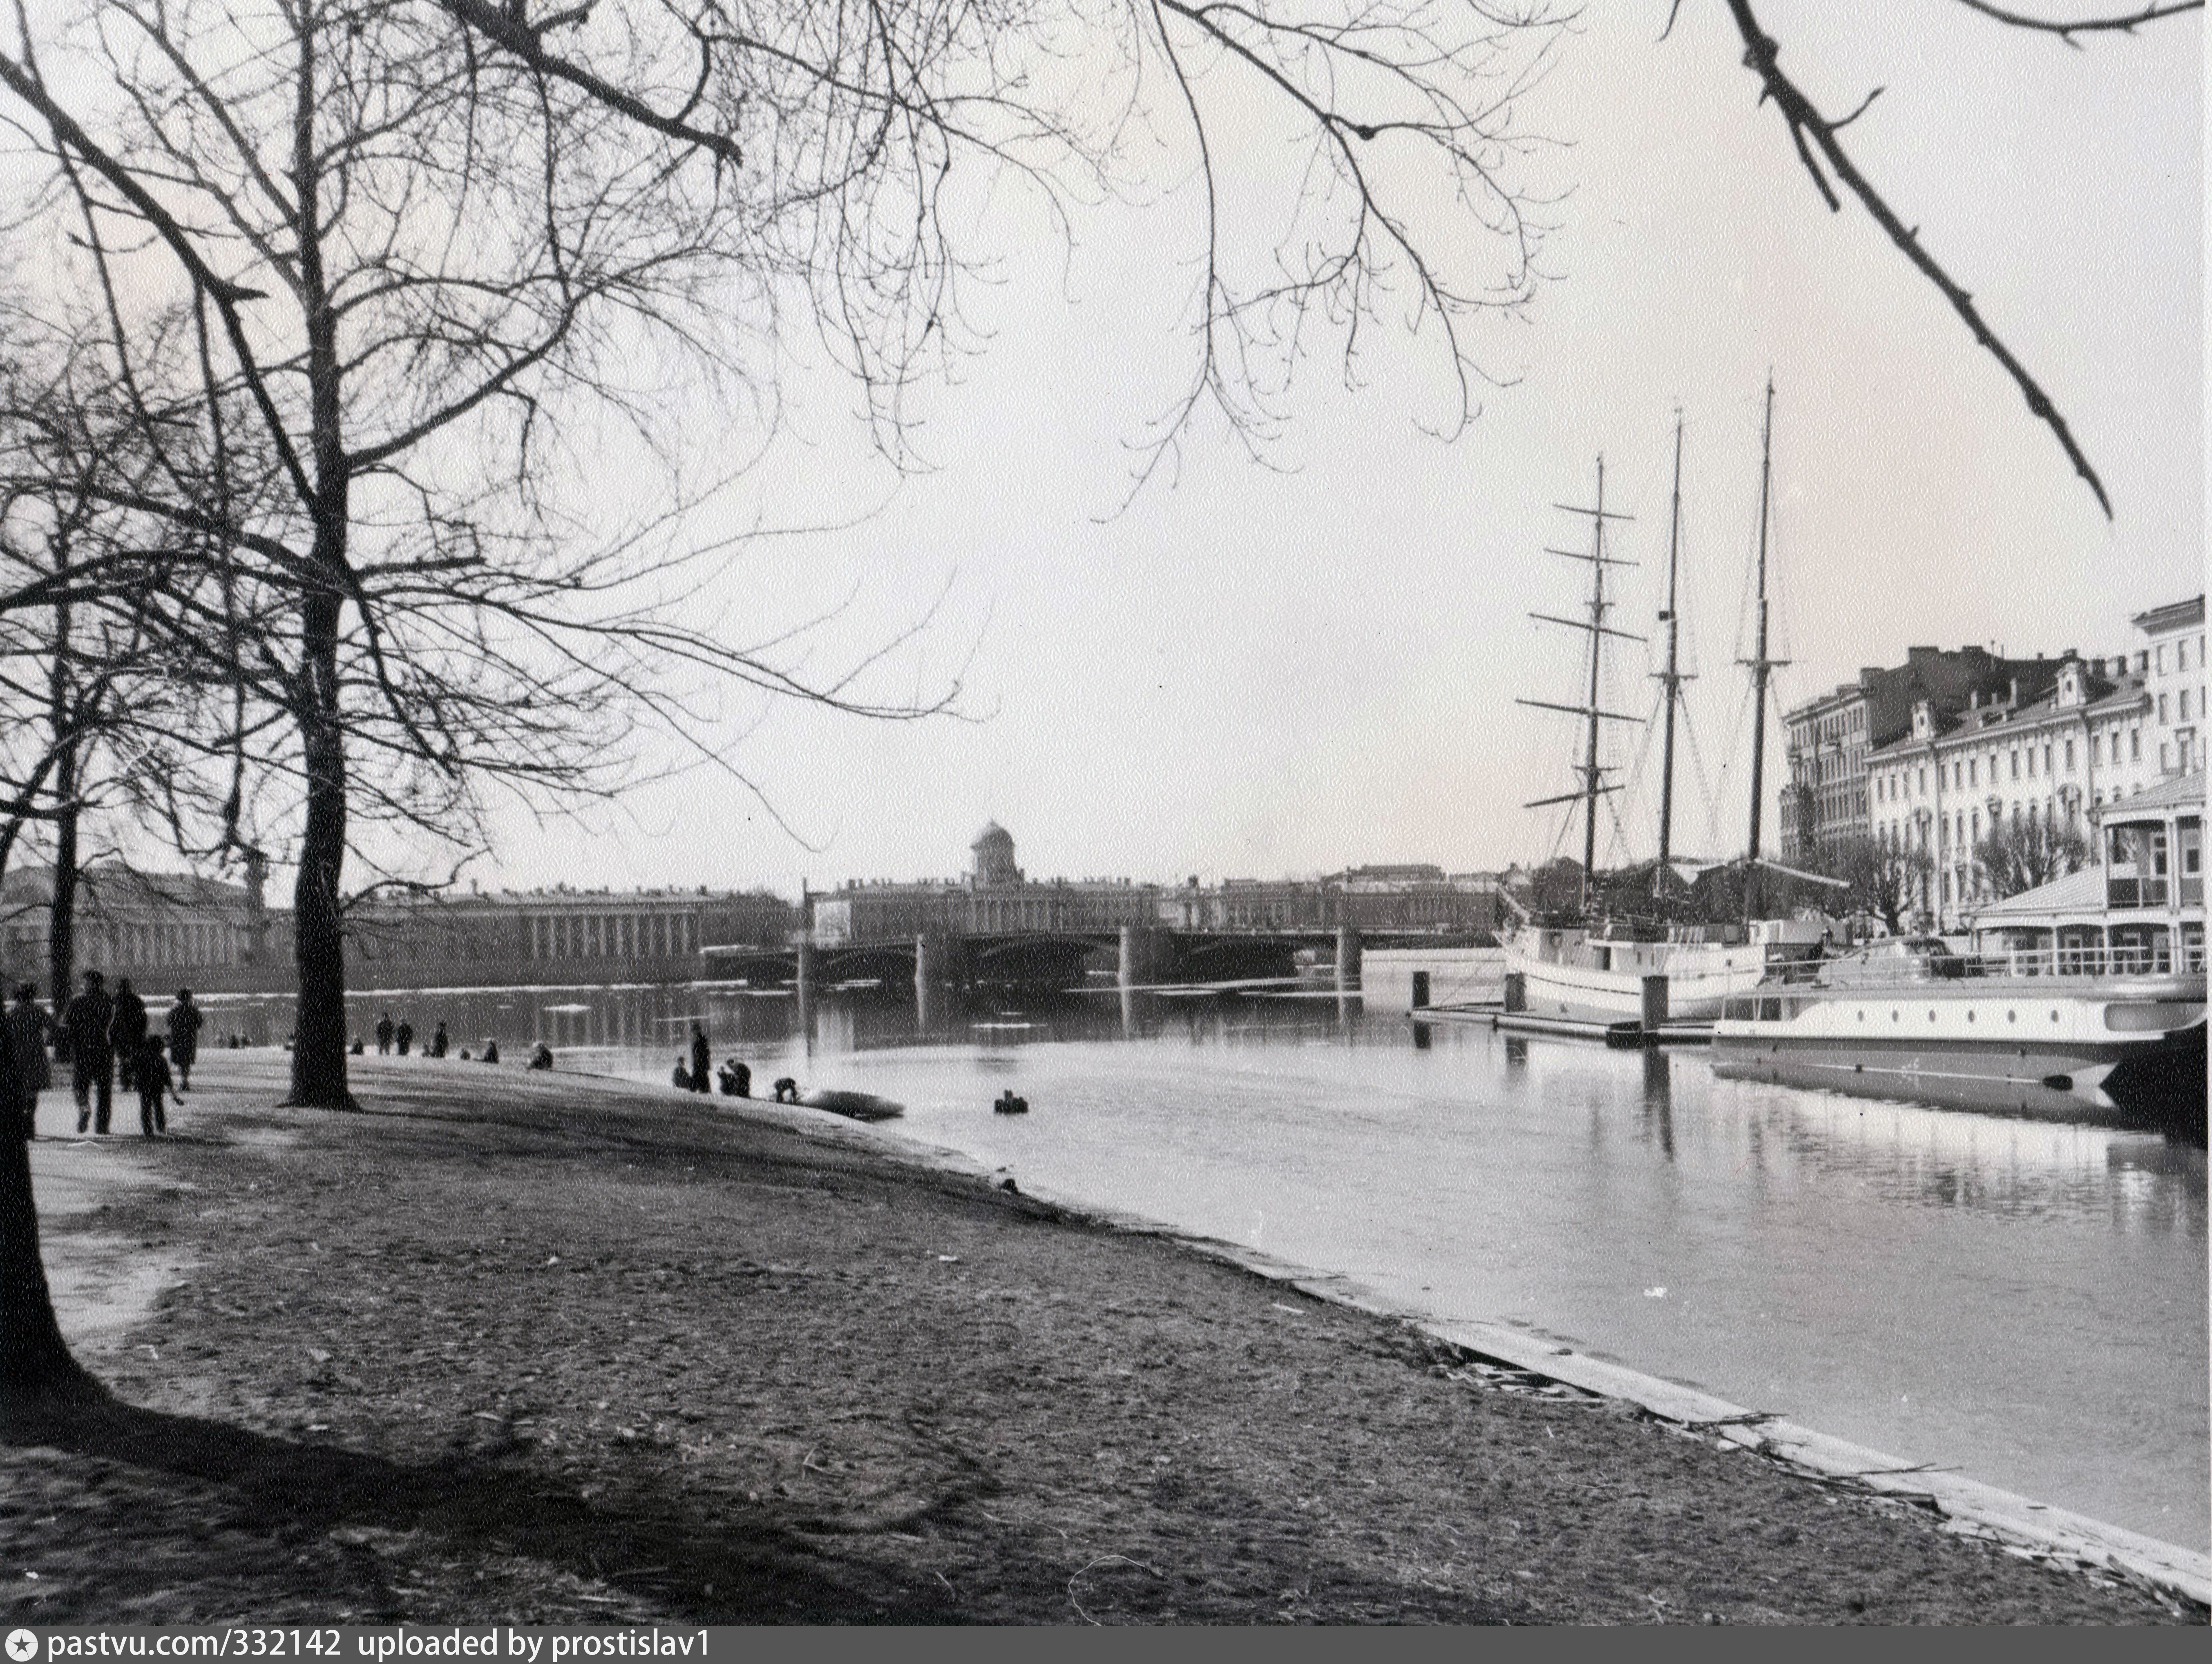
[{"x1": 201, "y1": 978, "x2": 2209, "y2": 1550}]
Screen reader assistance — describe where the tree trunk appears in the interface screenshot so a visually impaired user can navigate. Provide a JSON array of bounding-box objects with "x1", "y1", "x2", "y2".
[
  {"x1": 285, "y1": 599, "x2": 351, "y2": 1108},
  {"x1": 0, "y1": 1019, "x2": 104, "y2": 1417},
  {"x1": 45, "y1": 746, "x2": 76, "y2": 1009},
  {"x1": 283, "y1": 16, "x2": 353, "y2": 1112}
]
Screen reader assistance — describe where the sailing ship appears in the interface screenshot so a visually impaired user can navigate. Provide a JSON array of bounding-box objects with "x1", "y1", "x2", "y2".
[{"x1": 1502, "y1": 385, "x2": 1828, "y2": 1032}]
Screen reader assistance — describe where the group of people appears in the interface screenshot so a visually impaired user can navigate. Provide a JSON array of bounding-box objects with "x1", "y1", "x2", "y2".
[
  {"x1": 3, "y1": 974, "x2": 203, "y2": 1139},
  {"x1": 353, "y1": 1015, "x2": 550, "y2": 1071},
  {"x1": 670, "y1": 1021, "x2": 789, "y2": 1100}
]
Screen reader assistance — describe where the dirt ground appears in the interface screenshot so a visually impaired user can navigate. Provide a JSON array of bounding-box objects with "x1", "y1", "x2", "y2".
[{"x1": 2, "y1": 1054, "x2": 2199, "y2": 1626}]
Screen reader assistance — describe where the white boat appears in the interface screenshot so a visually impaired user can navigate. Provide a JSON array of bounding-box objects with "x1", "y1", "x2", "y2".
[
  {"x1": 1504, "y1": 916, "x2": 1828, "y2": 1028},
  {"x1": 1712, "y1": 774, "x2": 2206, "y2": 1133}
]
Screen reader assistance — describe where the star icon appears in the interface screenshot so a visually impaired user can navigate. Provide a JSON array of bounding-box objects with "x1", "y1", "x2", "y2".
[{"x1": 6, "y1": 1629, "x2": 39, "y2": 1663}]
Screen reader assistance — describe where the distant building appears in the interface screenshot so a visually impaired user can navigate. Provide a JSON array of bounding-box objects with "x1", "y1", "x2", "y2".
[
  {"x1": 1861, "y1": 595, "x2": 2205, "y2": 929},
  {"x1": 814, "y1": 829, "x2": 1504, "y2": 943},
  {"x1": 1, "y1": 866, "x2": 795, "y2": 993},
  {"x1": 2133, "y1": 594, "x2": 2207, "y2": 778},
  {"x1": 1780, "y1": 646, "x2": 2061, "y2": 864},
  {"x1": 0, "y1": 862, "x2": 266, "y2": 994}
]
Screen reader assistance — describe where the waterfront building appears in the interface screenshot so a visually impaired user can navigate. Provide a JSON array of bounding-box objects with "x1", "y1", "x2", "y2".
[
  {"x1": 0, "y1": 862, "x2": 268, "y2": 993},
  {"x1": 1779, "y1": 647, "x2": 2060, "y2": 864},
  {"x1": 814, "y1": 829, "x2": 1506, "y2": 945},
  {"x1": 1859, "y1": 594, "x2": 2206, "y2": 929},
  {"x1": 2132, "y1": 594, "x2": 2207, "y2": 778},
  {"x1": 347, "y1": 886, "x2": 795, "y2": 985},
  {"x1": 1970, "y1": 769, "x2": 2205, "y2": 973},
  {"x1": 1, "y1": 865, "x2": 794, "y2": 994}
]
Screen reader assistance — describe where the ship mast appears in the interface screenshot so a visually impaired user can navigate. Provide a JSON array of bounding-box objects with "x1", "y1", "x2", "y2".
[
  {"x1": 1519, "y1": 456, "x2": 1642, "y2": 916},
  {"x1": 1739, "y1": 376, "x2": 1790, "y2": 908},
  {"x1": 1654, "y1": 412, "x2": 1692, "y2": 873}
]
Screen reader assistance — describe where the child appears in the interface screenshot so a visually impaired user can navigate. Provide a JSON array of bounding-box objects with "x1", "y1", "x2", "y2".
[{"x1": 136, "y1": 1034, "x2": 173, "y2": 1137}]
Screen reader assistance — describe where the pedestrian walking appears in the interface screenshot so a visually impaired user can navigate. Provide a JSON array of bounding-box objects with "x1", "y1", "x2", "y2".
[
  {"x1": 9, "y1": 983, "x2": 51, "y2": 1139},
  {"x1": 63, "y1": 970, "x2": 114, "y2": 1134},
  {"x1": 688, "y1": 1023, "x2": 711, "y2": 1094},
  {"x1": 136, "y1": 1035, "x2": 172, "y2": 1137},
  {"x1": 111, "y1": 978, "x2": 148, "y2": 1092},
  {"x1": 375, "y1": 1013, "x2": 394, "y2": 1054},
  {"x1": 395, "y1": 1019, "x2": 414, "y2": 1056},
  {"x1": 166, "y1": 988, "x2": 203, "y2": 1092}
]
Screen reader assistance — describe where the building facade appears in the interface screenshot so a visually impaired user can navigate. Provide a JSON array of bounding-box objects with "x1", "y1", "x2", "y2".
[
  {"x1": 2133, "y1": 594, "x2": 2207, "y2": 779},
  {"x1": 1866, "y1": 653, "x2": 2167, "y2": 930},
  {"x1": 1779, "y1": 646, "x2": 2062, "y2": 864},
  {"x1": 0, "y1": 867, "x2": 795, "y2": 994}
]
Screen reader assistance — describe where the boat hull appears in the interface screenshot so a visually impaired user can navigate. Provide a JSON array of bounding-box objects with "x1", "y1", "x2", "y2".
[
  {"x1": 1505, "y1": 939, "x2": 1773, "y2": 1027},
  {"x1": 1711, "y1": 978, "x2": 2205, "y2": 1135}
]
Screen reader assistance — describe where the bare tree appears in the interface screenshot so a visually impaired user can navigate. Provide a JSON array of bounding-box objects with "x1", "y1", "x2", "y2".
[
  {"x1": 1825, "y1": 833, "x2": 1933, "y2": 936},
  {"x1": 1693, "y1": 0, "x2": 2201, "y2": 517},
  {"x1": 1973, "y1": 808, "x2": 2089, "y2": 902},
  {"x1": 0, "y1": 0, "x2": 1564, "y2": 1120}
]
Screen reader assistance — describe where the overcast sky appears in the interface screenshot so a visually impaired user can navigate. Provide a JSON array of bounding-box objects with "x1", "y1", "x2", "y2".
[{"x1": 463, "y1": 1, "x2": 2202, "y2": 899}]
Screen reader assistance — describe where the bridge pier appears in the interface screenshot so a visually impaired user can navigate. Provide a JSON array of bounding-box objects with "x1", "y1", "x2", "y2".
[
  {"x1": 1119, "y1": 925, "x2": 1162, "y2": 989},
  {"x1": 1334, "y1": 924, "x2": 1362, "y2": 994}
]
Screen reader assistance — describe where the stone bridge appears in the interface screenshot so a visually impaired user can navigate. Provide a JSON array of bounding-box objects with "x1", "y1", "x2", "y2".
[{"x1": 701, "y1": 924, "x2": 1397, "y2": 994}]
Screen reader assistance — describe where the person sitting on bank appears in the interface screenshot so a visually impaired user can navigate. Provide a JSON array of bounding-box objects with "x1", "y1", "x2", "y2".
[
  {"x1": 716, "y1": 1058, "x2": 751, "y2": 1097},
  {"x1": 529, "y1": 1043, "x2": 554, "y2": 1071},
  {"x1": 672, "y1": 1055, "x2": 694, "y2": 1091},
  {"x1": 771, "y1": 1077, "x2": 799, "y2": 1103},
  {"x1": 481, "y1": 1039, "x2": 500, "y2": 1065},
  {"x1": 349, "y1": 1036, "x2": 365, "y2": 1055}
]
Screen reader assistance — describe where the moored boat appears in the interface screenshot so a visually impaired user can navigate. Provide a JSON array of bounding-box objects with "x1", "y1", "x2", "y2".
[{"x1": 1712, "y1": 773, "x2": 2206, "y2": 1135}]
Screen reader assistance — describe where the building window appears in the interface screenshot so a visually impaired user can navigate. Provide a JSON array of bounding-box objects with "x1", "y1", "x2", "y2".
[
  {"x1": 2159, "y1": 693, "x2": 2170, "y2": 722},
  {"x1": 2010, "y1": 750, "x2": 2019, "y2": 780},
  {"x1": 2182, "y1": 689, "x2": 2192, "y2": 722},
  {"x1": 2065, "y1": 737, "x2": 2075, "y2": 771},
  {"x1": 2131, "y1": 728, "x2": 2141, "y2": 762},
  {"x1": 2157, "y1": 645, "x2": 2167, "y2": 675}
]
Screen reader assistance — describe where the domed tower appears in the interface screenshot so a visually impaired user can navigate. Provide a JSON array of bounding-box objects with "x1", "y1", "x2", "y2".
[{"x1": 971, "y1": 821, "x2": 1020, "y2": 887}]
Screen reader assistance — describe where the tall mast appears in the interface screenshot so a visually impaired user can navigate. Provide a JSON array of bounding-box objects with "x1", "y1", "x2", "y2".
[
  {"x1": 1581, "y1": 459, "x2": 1609, "y2": 889},
  {"x1": 1518, "y1": 457, "x2": 1641, "y2": 916},
  {"x1": 1740, "y1": 375, "x2": 1789, "y2": 882},
  {"x1": 1655, "y1": 412, "x2": 1690, "y2": 872}
]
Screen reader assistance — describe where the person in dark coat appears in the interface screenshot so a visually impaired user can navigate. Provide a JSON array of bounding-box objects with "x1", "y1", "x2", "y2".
[
  {"x1": 395, "y1": 1019, "x2": 413, "y2": 1056},
  {"x1": 429, "y1": 1021, "x2": 449, "y2": 1059},
  {"x1": 135, "y1": 1035, "x2": 172, "y2": 1137},
  {"x1": 64, "y1": 970, "x2": 114, "y2": 1135},
  {"x1": 166, "y1": 988, "x2": 203, "y2": 1092},
  {"x1": 529, "y1": 1043, "x2": 554, "y2": 1071},
  {"x1": 688, "y1": 1024, "x2": 711, "y2": 1094},
  {"x1": 375, "y1": 1013, "x2": 395, "y2": 1054},
  {"x1": 480, "y1": 1039, "x2": 499, "y2": 1065},
  {"x1": 110, "y1": 978, "x2": 148, "y2": 1092},
  {"x1": 9, "y1": 984, "x2": 50, "y2": 1138},
  {"x1": 671, "y1": 1054, "x2": 693, "y2": 1091}
]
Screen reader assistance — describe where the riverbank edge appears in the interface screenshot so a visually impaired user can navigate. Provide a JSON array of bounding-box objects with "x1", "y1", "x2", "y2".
[
  {"x1": 626, "y1": 1071, "x2": 2212, "y2": 1608},
  {"x1": 30, "y1": 1055, "x2": 2210, "y2": 1618}
]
